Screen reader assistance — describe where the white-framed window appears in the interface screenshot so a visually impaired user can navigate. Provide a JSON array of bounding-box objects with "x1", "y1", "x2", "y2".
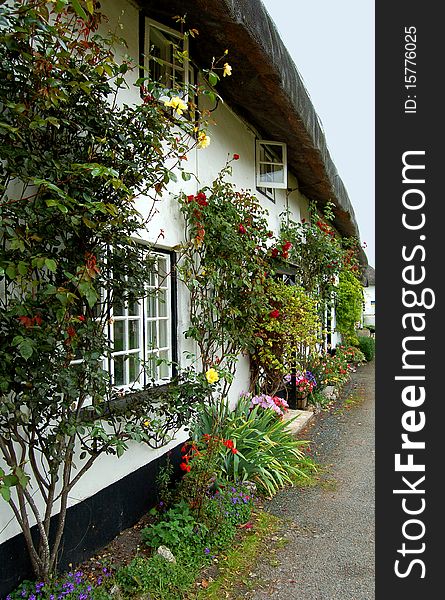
[
  {"x1": 256, "y1": 140, "x2": 287, "y2": 189},
  {"x1": 109, "y1": 252, "x2": 173, "y2": 389},
  {"x1": 144, "y1": 18, "x2": 193, "y2": 93},
  {"x1": 257, "y1": 186, "x2": 276, "y2": 203}
]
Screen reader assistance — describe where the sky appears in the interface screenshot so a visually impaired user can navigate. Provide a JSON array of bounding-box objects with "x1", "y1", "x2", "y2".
[{"x1": 261, "y1": 0, "x2": 375, "y2": 268}]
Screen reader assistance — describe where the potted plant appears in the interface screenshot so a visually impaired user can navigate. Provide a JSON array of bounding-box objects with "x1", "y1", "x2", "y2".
[{"x1": 291, "y1": 370, "x2": 317, "y2": 409}]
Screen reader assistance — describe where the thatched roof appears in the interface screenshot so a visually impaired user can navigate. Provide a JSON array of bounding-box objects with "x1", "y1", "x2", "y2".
[
  {"x1": 362, "y1": 265, "x2": 375, "y2": 286},
  {"x1": 139, "y1": 0, "x2": 366, "y2": 262}
]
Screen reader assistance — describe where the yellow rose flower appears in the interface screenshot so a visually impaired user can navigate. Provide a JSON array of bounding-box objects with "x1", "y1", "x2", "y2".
[
  {"x1": 143, "y1": 419, "x2": 151, "y2": 428},
  {"x1": 205, "y1": 368, "x2": 219, "y2": 384},
  {"x1": 197, "y1": 131, "x2": 211, "y2": 149},
  {"x1": 223, "y1": 63, "x2": 232, "y2": 77},
  {"x1": 163, "y1": 96, "x2": 187, "y2": 116}
]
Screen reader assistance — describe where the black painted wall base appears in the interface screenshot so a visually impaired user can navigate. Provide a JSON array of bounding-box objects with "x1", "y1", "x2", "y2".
[{"x1": 0, "y1": 443, "x2": 182, "y2": 598}]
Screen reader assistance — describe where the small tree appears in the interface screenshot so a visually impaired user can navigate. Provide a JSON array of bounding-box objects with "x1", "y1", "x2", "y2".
[{"x1": 0, "y1": 0, "x2": 212, "y2": 581}]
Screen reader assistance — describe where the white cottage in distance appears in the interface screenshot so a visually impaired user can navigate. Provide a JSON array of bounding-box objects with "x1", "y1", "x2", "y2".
[
  {"x1": 362, "y1": 265, "x2": 376, "y2": 328},
  {"x1": 0, "y1": 0, "x2": 370, "y2": 592}
]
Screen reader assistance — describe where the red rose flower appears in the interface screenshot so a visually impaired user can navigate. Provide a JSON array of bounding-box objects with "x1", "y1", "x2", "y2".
[
  {"x1": 271, "y1": 248, "x2": 279, "y2": 258},
  {"x1": 270, "y1": 309, "x2": 280, "y2": 319},
  {"x1": 186, "y1": 194, "x2": 195, "y2": 202},
  {"x1": 78, "y1": 315, "x2": 86, "y2": 322},
  {"x1": 281, "y1": 250, "x2": 289, "y2": 259},
  {"x1": 233, "y1": 153, "x2": 240, "y2": 160},
  {"x1": 180, "y1": 462, "x2": 191, "y2": 472},
  {"x1": 282, "y1": 241, "x2": 292, "y2": 251},
  {"x1": 238, "y1": 224, "x2": 246, "y2": 234},
  {"x1": 18, "y1": 316, "x2": 33, "y2": 328},
  {"x1": 196, "y1": 192, "x2": 207, "y2": 202},
  {"x1": 223, "y1": 439, "x2": 234, "y2": 449}
]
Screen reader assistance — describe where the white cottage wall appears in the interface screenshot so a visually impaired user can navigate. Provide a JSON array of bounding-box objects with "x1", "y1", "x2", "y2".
[{"x1": 0, "y1": 0, "x2": 311, "y2": 545}]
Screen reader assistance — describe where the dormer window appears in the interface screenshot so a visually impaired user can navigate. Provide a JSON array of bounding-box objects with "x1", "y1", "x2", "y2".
[
  {"x1": 256, "y1": 140, "x2": 287, "y2": 189},
  {"x1": 145, "y1": 19, "x2": 193, "y2": 93}
]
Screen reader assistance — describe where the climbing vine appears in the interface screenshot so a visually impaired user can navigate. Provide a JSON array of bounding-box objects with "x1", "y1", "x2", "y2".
[{"x1": 177, "y1": 161, "x2": 272, "y2": 394}]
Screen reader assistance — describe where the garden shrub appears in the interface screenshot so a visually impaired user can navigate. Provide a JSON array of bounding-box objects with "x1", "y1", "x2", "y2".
[
  {"x1": 249, "y1": 279, "x2": 321, "y2": 396},
  {"x1": 335, "y1": 270, "x2": 364, "y2": 344},
  {"x1": 114, "y1": 554, "x2": 203, "y2": 600},
  {"x1": 141, "y1": 500, "x2": 207, "y2": 551},
  {"x1": 335, "y1": 345, "x2": 366, "y2": 365},
  {"x1": 358, "y1": 336, "x2": 375, "y2": 361},
  {"x1": 192, "y1": 395, "x2": 308, "y2": 497},
  {"x1": 201, "y1": 482, "x2": 254, "y2": 552}
]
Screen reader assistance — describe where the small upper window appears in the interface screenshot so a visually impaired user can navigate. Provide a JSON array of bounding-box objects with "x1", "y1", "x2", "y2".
[
  {"x1": 256, "y1": 140, "x2": 287, "y2": 189},
  {"x1": 145, "y1": 19, "x2": 193, "y2": 93}
]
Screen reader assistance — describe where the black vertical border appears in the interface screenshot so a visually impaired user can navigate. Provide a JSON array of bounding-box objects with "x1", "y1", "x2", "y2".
[{"x1": 376, "y1": 2, "x2": 443, "y2": 597}]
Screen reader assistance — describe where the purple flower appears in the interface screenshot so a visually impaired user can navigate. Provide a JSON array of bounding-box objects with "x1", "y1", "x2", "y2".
[{"x1": 205, "y1": 547, "x2": 210, "y2": 554}]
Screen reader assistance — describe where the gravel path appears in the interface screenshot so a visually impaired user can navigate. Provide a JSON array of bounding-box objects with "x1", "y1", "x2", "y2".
[{"x1": 249, "y1": 360, "x2": 375, "y2": 600}]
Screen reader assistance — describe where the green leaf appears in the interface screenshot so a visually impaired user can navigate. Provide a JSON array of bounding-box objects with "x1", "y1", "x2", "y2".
[
  {"x1": 45, "y1": 258, "x2": 57, "y2": 273},
  {"x1": 181, "y1": 171, "x2": 191, "y2": 181},
  {"x1": 17, "y1": 261, "x2": 28, "y2": 276},
  {"x1": 82, "y1": 216, "x2": 96, "y2": 229},
  {"x1": 18, "y1": 340, "x2": 33, "y2": 360},
  {"x1": 208, "y1": 72, "x2": 219, "y2": 87},
  {"x1": 3, "y1": 474, "x2": 19, "y2": 488},
  {"x1": 15, "y1": 468, "x2": 30, "y2": 489},
  {"x1": 0, "y1": 486, "x2": 11, "y2": 502},
  {"x1": 85, "y1": 288, "x2": 98, "y2": 308},
  {"x1": 5, "y1": 265, "x2": 16, "y2": 279},
  {"x1": 71, "y1": 0, "x2": 88, "y2": 21},
  {"x1": 46, "y1": 117, "x2": 60, "y2": 128}
]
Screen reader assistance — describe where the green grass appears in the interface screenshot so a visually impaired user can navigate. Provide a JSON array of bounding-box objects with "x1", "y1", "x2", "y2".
[
  {"x1": 291, "y1": 454, "x2": 321, "y2": 487},
  {"x1": 195, "y1": 511, "x2": 281, "y2": 599},
  {"x1": 334, "y1": 391, "x2": 364, "y2": 415}
]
